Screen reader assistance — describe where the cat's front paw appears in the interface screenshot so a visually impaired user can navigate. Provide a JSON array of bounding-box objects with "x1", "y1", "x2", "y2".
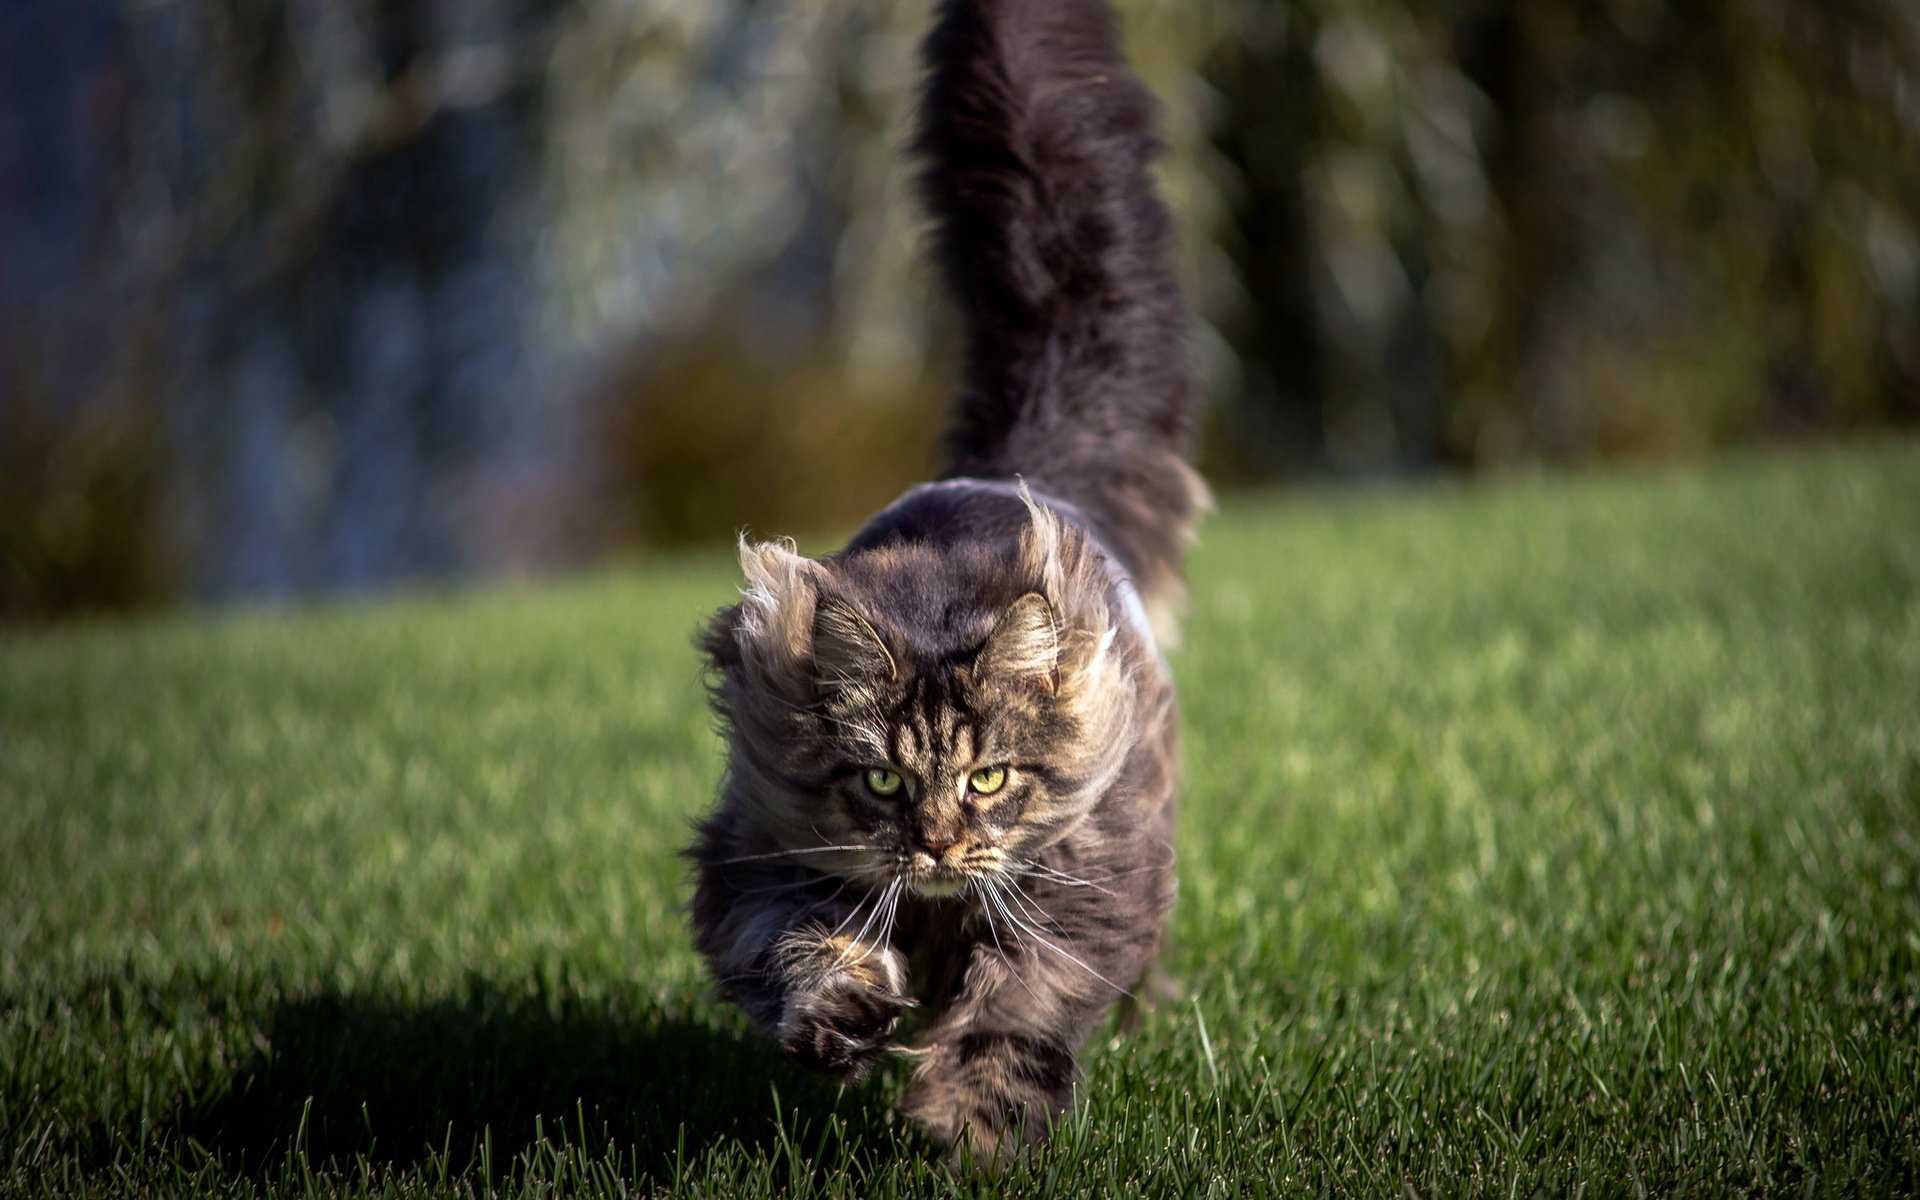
[{"x1": 776, "y1": 940, "x2": 911, "y2": 1079}]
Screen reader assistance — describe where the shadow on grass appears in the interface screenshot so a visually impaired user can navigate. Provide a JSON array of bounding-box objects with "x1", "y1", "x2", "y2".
[{"x1": 152, "y1": 981, "x2": 891, "y2": 1184}]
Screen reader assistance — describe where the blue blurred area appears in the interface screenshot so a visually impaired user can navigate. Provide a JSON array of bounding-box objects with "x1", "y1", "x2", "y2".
[
  {"x1": 3, "y1": 0, "x2": 561, "y2": 606},
  {"x1": 2, "y1": 0, "x2": 1917, "y2": 621}
]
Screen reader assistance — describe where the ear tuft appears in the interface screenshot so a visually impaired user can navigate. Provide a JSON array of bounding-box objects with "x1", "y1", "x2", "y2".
[
  {"x1": 979, "y1": 592, "x2": 1059, "y2": 694},
  {"x1": 1014, "y1": 481, "x2": 1065, "y2": 596},
  {"x1": 735, "y1": 536, "x2": 821, "y2": 663},
  {"x1": 812, "y1": 597, "x2": 896, "y2": 686}
]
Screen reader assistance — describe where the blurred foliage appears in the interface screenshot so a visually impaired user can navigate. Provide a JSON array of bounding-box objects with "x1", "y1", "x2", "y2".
[
  {"x1": 1, "y1": 0, "x2": 1916, "y2": 618},
  {"x1": 600, "y1": 308, "x2": 947, "y2": 547},
  {"x1": 1204, "y1": 0, "x2": 1920, "y2": 474},
  {"x1": 0, "y1": 379, "x2": 176, "y2": 621}
]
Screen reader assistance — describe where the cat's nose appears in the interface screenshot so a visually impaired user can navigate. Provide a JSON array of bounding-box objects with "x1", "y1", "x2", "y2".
[{"x1": 919, "y1": 836, "x2": 959, "y2": 857}]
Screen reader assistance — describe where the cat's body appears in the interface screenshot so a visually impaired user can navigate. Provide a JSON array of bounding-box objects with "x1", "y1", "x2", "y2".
[{"x1": 688, "y1": 0, "x2": 1201, "y2": 1164}]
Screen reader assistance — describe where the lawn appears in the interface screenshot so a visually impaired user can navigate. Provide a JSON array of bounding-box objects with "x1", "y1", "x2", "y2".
[{"x1": 3, "y1": 440, "x2": 1917, "y2": 1197}]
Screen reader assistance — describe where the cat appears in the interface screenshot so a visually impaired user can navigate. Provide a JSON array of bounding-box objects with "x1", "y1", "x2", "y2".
[{"x1": 688, "y1": 0, "x2": 1203, "y2": 1167}]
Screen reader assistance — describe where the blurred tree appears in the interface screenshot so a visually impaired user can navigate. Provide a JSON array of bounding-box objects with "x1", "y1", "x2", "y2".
[
  {"x1": 1205, "y1": 0, "x2": 1920, "y2": 477},
  {"x1": 2, "y1": 0, "x2": 1915, "y2": 619},
  {"x1": 562, "y1": 0, "x2": 1232, "y2": 546}
]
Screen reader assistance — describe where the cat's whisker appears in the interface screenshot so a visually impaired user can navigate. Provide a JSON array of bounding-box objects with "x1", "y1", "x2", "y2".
[
  {"x1": 1002, "y1": 874, "x2": 1068, "y2": 935},
  {"x1": 1014, "y1": 847, "x2": 1174, "y2": 887},
  {"x1": 1000, "y1": 874, "x2": 1057, "y2": 931},
  {"x1": 876, "y1": 877, "x2": 906, "y2": 953},
  {"x1": 1019, "y1": 862, "x2": 1118, "y2": 896},
  {"x1": 824, "y1": 878, "x2": 889, "y2": 941},
  {"x1": 835, "y1": 878, "x2": 900, "y2": 967},
  {"x1": 825, "y1": 901, "x2": 876, "y2": 958},
  {"x1": 806, "y1": 873, "x2": 872, "y2": 915},
  {"x1": 757, "y1": 691, "x2": 849, "y2": 723},
  {"x1": 1000, "y1": 908, "x2": 1136, "y2": 1000},
  {"x1": 711, "y1": 844, "x2": 879, "y2": 866},
  {"x1": 808, "y1": 877, "x2": 857, "y2": 914},
  {"x1": 985, "y1": 882, "x2": 1030, "y2": 950},
  {"x1": 995, "y1": 876, "x2": 1136, "y2": 999},
  {"x1": 874, "y1": 888, "x2": 895, "y2": 954},
  {"x1": 724, "y1": 874, "x2": 842, "y2": 897},
  {"x1": 1092, "y1": 863, "x2": 1163, "y2": 882},
  {"x1": 974, "y1": 879, "x2": 1039, "y2": 1000},
  {"x1": 876, "y1": 877, "x2": 907, "y2": 964}
]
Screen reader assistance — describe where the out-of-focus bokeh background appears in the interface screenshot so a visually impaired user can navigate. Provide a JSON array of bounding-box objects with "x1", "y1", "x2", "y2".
[{"x1": 4, "y1": 0, "x2": 1916, "y2": 622}]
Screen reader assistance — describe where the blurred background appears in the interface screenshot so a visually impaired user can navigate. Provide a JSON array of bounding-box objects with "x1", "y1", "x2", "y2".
[{"x1": 3, "y1": 0, "x2": 1916, "y2": 622}]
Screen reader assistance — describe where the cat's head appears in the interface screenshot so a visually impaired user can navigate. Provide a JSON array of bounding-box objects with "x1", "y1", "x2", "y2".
[{"x1": 703, "y1": 504, "x2": 1143, "y2": 896}]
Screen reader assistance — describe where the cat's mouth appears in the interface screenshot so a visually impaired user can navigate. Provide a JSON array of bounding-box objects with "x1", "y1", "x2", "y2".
[
  {"x1": 909, "y1": 868, "x2": 969, "y2": 897},
  {"x1": 903, "y1": 846, "x2": 1010, "y2": 898},
  {"x1": 906, "y1": 854, "x2": 973, "y2": 897}
]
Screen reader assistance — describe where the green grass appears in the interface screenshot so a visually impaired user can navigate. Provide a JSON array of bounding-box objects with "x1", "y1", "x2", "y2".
[{"x1": 4, "y1": 440, "x2": 1918, "y2": 1197}]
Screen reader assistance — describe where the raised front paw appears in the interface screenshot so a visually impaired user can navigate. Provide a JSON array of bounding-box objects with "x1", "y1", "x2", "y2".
[{"x1": 776, "y1": 941, "x2": 911, "y2": 1079}]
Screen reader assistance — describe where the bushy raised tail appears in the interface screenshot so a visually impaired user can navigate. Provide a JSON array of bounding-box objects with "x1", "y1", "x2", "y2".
[{"x1": 915, "y1": 0, "x2": 1204, "y2": 630}]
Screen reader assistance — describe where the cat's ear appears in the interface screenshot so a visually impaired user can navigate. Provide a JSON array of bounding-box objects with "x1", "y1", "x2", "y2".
[
  {"x1": 980, "y1": 592, "x2": 1059, "y2": 694},
  {"x1": 812, "y1": 598, "x2": 896, "y2": 686},
  {"x1": 735, "y1": 536, "x2": 823, "y2": 668}
]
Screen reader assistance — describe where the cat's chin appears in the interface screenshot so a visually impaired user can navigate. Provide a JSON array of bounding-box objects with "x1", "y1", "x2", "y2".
[{"x1": 911, "y1": 873, "x2": 971, "y2": 899}]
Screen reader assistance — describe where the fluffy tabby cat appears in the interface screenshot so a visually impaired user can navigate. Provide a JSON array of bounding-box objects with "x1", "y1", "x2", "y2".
[{"x1": 689, "y1": 0, "x2": 1203, "y2": 1165}]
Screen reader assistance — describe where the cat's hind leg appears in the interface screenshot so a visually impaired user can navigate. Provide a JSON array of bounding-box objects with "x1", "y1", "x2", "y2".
[
  {"x1": 906, "y1": 1029, "x2": 1078, "y2": 1171},
  {"x1": 902, "y1": 936, "x2": 1123, "y2": 1170}
]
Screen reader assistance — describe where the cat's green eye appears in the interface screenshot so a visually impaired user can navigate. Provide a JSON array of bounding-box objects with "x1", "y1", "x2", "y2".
[
  {"x1": 968, "y1": 766, "x2": 1008, "y2": 796},
  {"x1": 865, "y1": 768, "x2": 905, "y2": 797}
]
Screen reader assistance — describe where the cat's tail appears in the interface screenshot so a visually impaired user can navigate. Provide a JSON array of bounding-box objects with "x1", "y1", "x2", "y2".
[{"x1": 915, "y1": 0, "x2": 1205, "y2": 636}]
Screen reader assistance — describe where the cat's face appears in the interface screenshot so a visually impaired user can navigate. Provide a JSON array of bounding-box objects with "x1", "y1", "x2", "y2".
[
  {"x1": 801, "y1": 590, "x2": 1079, "y2": 897},
  {"x1": 706, "y1": 514, "x2": 1141, "y2": 897}
]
